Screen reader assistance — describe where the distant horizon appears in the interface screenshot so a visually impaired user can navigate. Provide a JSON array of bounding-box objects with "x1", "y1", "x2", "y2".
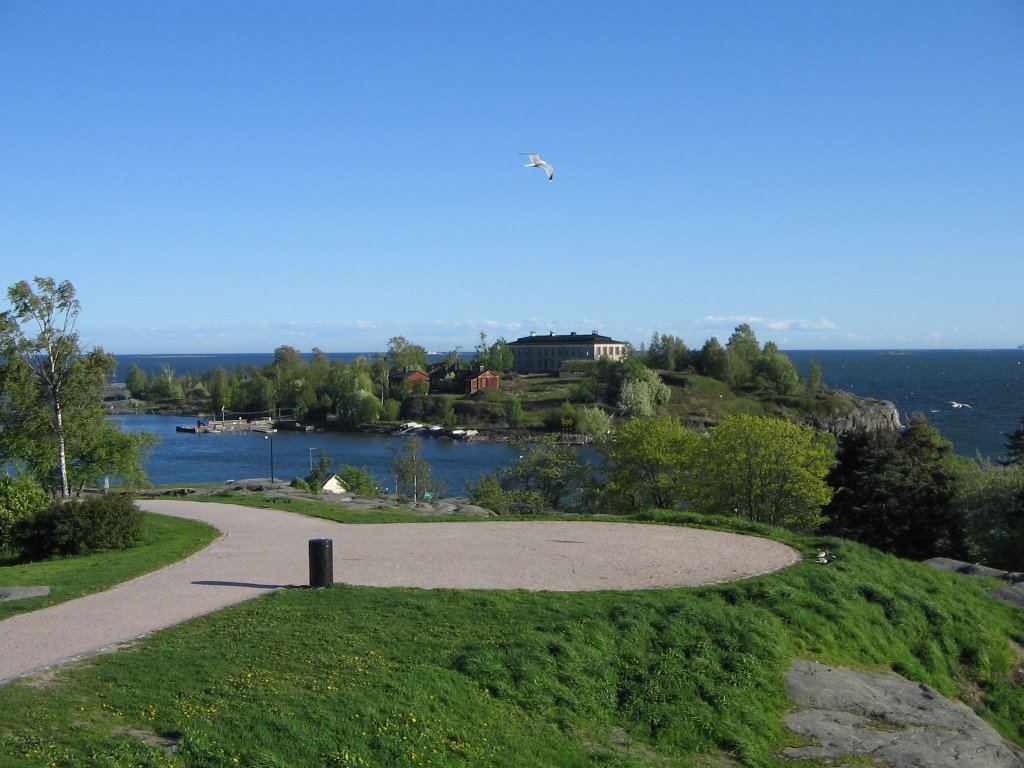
[{"x1": 106, "y1": 346, "x2": 1024, "y2": 356}]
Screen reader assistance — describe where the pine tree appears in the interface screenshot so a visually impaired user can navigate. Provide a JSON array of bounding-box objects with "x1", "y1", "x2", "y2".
[{"x1": 1000, "y1": 416, "x2": 1024, "y2": 466}]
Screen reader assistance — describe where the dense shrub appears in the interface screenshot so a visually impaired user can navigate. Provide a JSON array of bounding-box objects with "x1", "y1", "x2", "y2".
[
  {"x1": 0, "y1": 472, "x2": 48, "y2": 552},
  {"x1": 289, "y1": 477, "x2": 313, "y2": 492},
  {"x1": 338, "y1": 465, "x2": 380, "y2": 496},
  {"x1": 13, "y1": 493, "x2": 143, "y2": 561}
]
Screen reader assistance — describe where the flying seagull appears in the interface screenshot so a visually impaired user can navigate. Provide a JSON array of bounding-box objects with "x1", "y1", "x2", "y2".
[
  {"x1": 521, "y1": 153, "x2": 554, "y2": 181},
  {"x1": 949, "y1": 401, "x2": 973, "y2": 409}
]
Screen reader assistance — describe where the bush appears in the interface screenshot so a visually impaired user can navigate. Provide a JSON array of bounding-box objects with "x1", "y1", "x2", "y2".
[
  {"x1": 543, "y1": 401, "x2": 577, "y2": 432},
  {"x1": 0, "y1": 472, "x2": 48, "y2": 552},
  {"x1": 289, "y1": 477, "x2": 313, "y2": 492},
  {"x1": 13, "y1": 493, "x2": 144, "y2": 561},
  {"x1": 338, "y1": 465, "x2": 380, "y2": 496}
]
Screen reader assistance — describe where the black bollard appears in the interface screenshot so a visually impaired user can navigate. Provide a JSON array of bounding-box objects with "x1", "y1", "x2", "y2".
[{"x1": 308, "y1": 538, "x2": 334, "y2": 588}]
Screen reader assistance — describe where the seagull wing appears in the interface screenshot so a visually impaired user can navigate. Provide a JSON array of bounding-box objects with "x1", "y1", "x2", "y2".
[{"x1": 539, "y1": 161, "x2": 553, "y2": 180}]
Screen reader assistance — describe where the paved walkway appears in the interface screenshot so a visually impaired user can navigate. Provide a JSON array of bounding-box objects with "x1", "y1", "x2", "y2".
[{"x1": 0, "y1": 500, "x2": 800, "y2": 684}]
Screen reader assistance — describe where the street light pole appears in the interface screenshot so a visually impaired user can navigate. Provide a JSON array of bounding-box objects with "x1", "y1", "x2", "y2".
[
  {"x1": 264, "y1": 434, "x2": 275, "y2": 482},
  {"x1": 309, "y1": 447, "x2": 314, "y2": 472}
]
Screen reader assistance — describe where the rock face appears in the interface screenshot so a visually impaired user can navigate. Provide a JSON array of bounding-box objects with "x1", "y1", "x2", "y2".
[
  {"x1": 808, "y1": 392, "x2": 902, "y2": 435},
  {"x1": 783, "y1": 660, "x2": 1024, "y2": 767}
]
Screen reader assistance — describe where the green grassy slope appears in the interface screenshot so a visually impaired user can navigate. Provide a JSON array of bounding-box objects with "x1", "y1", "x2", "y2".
[{"x1": 0, "y1": 515, "x2": 1020, "y2": 767}]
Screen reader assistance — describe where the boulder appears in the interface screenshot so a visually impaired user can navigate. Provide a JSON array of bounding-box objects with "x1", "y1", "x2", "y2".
[
  {"x1": 783, "y1": 660, "x2": 1024, "y2": 767},
  {"x1": 808, "y1": 392, "x2": 902, "y2": 435}
]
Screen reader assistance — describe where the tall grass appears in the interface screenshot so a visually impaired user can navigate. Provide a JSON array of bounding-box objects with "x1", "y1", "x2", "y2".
[{"x1": 1, "y1": 525, "x2": 1021, "y2": 767}]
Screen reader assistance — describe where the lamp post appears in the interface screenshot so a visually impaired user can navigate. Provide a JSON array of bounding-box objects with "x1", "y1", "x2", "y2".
[
  {"x1": 264, "y1": 434, "x2": 275, "y2": 482},
  {"x1": 309, "y1": 447, "x2": 314, "y2": 472}
]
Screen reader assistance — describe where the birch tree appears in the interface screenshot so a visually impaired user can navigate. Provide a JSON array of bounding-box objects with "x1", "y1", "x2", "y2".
[{"x1": 0, "y1": 277, "x2": 152, "y2": 496}]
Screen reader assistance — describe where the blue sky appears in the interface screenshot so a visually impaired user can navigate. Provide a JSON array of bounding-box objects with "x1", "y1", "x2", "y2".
[{"x1": 2, "y1": 1, "x2": 1022, "y2": 354}]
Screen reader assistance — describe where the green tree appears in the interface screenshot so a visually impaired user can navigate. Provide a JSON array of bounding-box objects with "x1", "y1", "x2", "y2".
[
  {"x1": 504, "y1": 397, "x2": 526, "y2": 428},
  {"x1": 1000, "y1": 416, "x2": 1024, "y2": 466},
  {"x1": 390, "y1": 436, "x2": 443, "y2": 500},
  {"x1": 308, "y1": 348, "x2": 331, "y2": 399},
  {"x1": 596, "y1": 416, "x2": 699, "y2": 513},
  {"x1": 726, "y1": 324, "x2": 760, "y2": 366},
  {"x1": 125, "y1": 363, "x2": 147, "y2": 399},
  {"x1": 544, "y1": 401, "x2": 578, "y2": 432},
  {"x1": 498, "y1": 435, "x2": 592, "y2": 510},
  {"x1": 371, "y1": 356, "x2": 391, "y2": 404},
  {"x1": 688, "y1": 414, "x2": 836, "y2": 531},
  {"x1": 439, "y1": 397, "x2": 457, "y2": 428},
  {"x1": 696, "y1": 337, "x2": 729, "y2": 380},
  {"x1": 337, "y1": 465, "x2": 381, "y2": 496},
  {"x1": 209, "y1": 367, "x2": 229, "y2": 418},
  {"x1": 380, "y1": 398, "x2": 402, "y2": 421},
  {"x1": 472, "y1": 332, "x2": 492, "y2": 370},
  {"x1": 333, "y1": 363, "x2": 380, "y2": 428},
  {"x1": 387, "y1": 336, "x2": 428, "y2": 372},
  {"x1": 954, "y1": 460, "x2": 1024, "y2": 571},
  {"x1": 147, "y1": 364, "x2": 183, "y2": 400},
  {"x1": 68, "y1": 421, "x2": 157, "y2": 493},
  {"x1": 466, "y1": 472, "x2": 513, "y2": 514},
  {"x1": 646, "y1": 332, "x2": 689, "y2": 371},
  {"x1": 308, "y1": 451, "x2": 333, "y2": 490},
  {"x1": 489, "y1": 337, "x2": 513, "y2": 372},
  {"x1": 755, "y1": 341, "x2": 800, "y2": 394},
  {"x1": 575, "y1": 406, "x2": 612, "y2": 442},
  {"x1": 0, "y1": 278, "x2": 150, "y2": 497},
  {"x1": 807, "y1": 356, "x2": 823, "y2": 390},
  {"x1": 616, "y1": 362, "x2": 671, "y2": 417},
  {"x1": 823, "y1": 417, "x2": 968, "y2": 559}
]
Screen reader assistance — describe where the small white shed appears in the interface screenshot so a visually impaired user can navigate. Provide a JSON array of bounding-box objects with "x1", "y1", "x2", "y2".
[{"x1": 307, "y1": 473, "x2": 347, "y2": 494}]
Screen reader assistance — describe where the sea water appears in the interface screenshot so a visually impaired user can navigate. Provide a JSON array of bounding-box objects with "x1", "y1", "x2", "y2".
[
  {"x1": 785, "y1": 349, "x2": 1023, "y2": 460},
  {"x1": 114, "y1": 414, "x2": 526, "y2": 492}
]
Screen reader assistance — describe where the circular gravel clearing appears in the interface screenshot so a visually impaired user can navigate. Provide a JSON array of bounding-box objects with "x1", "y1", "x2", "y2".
[{"x1": 0, "y1": 500, "x2": 800, "y2": 683}]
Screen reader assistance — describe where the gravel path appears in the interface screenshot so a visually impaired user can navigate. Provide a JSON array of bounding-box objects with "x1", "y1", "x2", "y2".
[{"x1": 0, "y1": 499, "x2": 800, "y2": 684}]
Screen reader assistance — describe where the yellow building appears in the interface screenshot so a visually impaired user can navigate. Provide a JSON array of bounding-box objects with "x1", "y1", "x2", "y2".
[{"x1": 508, "y1": 331, "x2": 627, "y2": 374}]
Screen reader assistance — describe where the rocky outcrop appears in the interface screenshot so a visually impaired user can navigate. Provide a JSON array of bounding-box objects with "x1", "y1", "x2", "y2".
[
  {"x1": 783, "y1": 660, "x2": 1024, "y2": 767},
  {"x1": 806, "y1": 391, "x2": 902, "y2": 435}
]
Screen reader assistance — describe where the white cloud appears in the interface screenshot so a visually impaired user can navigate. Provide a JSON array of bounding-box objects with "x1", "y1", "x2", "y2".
[{"x1": 698, "y1": 316, "x2": 839, "y2": 333}]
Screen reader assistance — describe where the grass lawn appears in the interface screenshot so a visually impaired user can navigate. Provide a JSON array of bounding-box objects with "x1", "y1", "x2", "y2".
[
  {"x1": 0, "y1": 512, "x2": 219, "y2": 622},
  {"x1": 0, "y1": 508, "x2": 1021, "y2": 767},
  {"x1": 187, "y1": 490, "x2": 444, "y2": 525}
]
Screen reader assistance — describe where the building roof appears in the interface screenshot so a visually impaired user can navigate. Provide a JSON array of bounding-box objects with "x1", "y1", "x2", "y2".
[
  {"x1": 509, "y1": 331, "x2": 624, "y2": 346},
  {"x1": 389, "y1": 369, "x2": 430, "y2": 380}
]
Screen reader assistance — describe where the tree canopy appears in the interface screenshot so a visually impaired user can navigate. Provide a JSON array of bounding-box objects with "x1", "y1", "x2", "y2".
[
  {"x1": 596, "y1": 416, "x2": 699, "y2": 513},
  {"x1": 823, "y1": 417, "x2": 968, "y2": 560},
  {"x1": 688, "y1": 414, "x2": 836, "y2": 531},
  {"x1": 0, "y1": 277, "x2": 155, "y2": 496}
]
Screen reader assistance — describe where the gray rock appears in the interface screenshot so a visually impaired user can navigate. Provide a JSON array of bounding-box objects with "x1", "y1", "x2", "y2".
[
  {"x1": 923, "y1": 558, "x2": 1024, "y2": 609},
  {"x1": 989, "y1": 583, "x2": 1024, "y2": 609},
  {"x1": 809, "y1": 392, "x2": 902, "y2": 435},
  {"x1": 783, "y1": 660, "x2": 1024, "y2": 767},
  {"x1": 0, "y1": 586, "x2": 50, "y2": 602},
  {"x1": 453, "y1": 503, "x2": 495, "y2": 517},
  {"x1": 924, "y1": 558, "x2": 1009, "y2": 580}
]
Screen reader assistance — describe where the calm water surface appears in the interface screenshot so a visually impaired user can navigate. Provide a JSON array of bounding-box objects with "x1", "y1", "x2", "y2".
[{"x1": 116, "y1": 414, "x2": 523, "y2": 493}]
